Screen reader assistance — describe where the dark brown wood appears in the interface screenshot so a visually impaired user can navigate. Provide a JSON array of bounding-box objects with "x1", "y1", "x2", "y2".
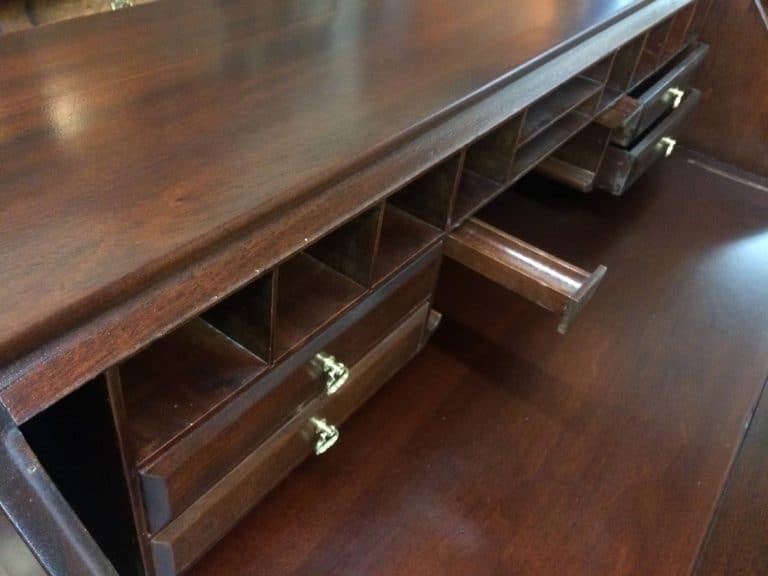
[
  {"x1": 539, "y1": 122, "x2": 614, "y2": 191},
  {"x1": 274, "y1": 253, "x2": 365, "y2": 359},
  {"x1": 519, "y1": 76, "x2": 604, "y2": 145},
  {"x1": 451, "y1": 169, "x2": 504, "y2": 228},
  {"x1": 694, "y1": 382, "x2": 768, "y2": 575},
  {"x1": 446, "y1": 218, "x2": 606, "y2": 333},
  {"x1": 606, "y1": 33, "x2": 648, "y2": 91},
  {"x1": 596, "y1": 88, "x2": 701, "y2": 194},
  {"x1": 135, "y1": 248, "x2": 440, "y2": 533},
  {"x1": 105, "y1": 367, "x2": 156, "y2": 575},
  {"x1": 389, "y1": 153, "x2": 465, "y2": 230},
  {"x1": 373, "y1": 205, "x2": 442, "y2": 283},
  {"x1": 0, "y1": 405, "x2": 119, "y2": 575},
  {"x1": 512, "y1": 111, "x2": 593, "y2": 178},
  {"x1": 0, "y1": 0, "x2": 692, "y2": 423},
  {"x1": 464, "y1": 113, "x2": 525, "y2": 184},
  {"x1": 121, "y1": 318, "x2": 267, "y2": 465},
  {"x1": 307, "y1": 206, "x2": 383, "y2": 288},
  {"x1": 189, "y1": 153, "x2": 768, "y2": 576},
  {"x1": 634, "y1": 16, "x2": 676, "y2": 82},
  {"x1": 202, "y1": 271, "x2": 276, "y2": 361},
  {"x1": 152, "y1": 302, "x2": 431, "y2": 576},
  {"x1": 682, "y1": 0, "x2": 768, "y2": 176},
  {"x1": 613, "y1": 42, "x2": 709, "y2": 147}
]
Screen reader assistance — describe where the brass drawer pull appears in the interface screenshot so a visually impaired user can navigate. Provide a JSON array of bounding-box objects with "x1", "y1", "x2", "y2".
[
  {"x1": 312, "y1": 352, "x2": 349, "y2": 395},
  {"x1": 310, "y1": 417, "x2": 339, "y2": 455},
  {"x1": 666, "y1": 87, "x2": 685, "y2": 109},
  {"x1": 660, "y1": 137, "x2": 677, "y2": 158},
  {"x1": 110, "y1": 0, "x2": 134, "y2": 9}
]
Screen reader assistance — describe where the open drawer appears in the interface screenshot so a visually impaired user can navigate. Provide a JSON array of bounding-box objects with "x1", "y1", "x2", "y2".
[
  {"x1": 446, "y1": 218, "x2": 606, "y2": 334},
  {"x1": 596, "y1": 88, "x2": 701, "y2": 195},
  {"x1": 603, "y1": 43, "x2": 709, "y2": 147}
]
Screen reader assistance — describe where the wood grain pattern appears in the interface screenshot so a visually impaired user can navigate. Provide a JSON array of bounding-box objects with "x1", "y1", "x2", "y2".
[
  {"x1": 152, "y1": 302, "x2": 431, "y2": 576},
  {"x1": 0, "y1": 0, "x2": 694, "y2": 423},
  {"x1": 694, "y1": 382, "x2": 768, "y2": 575},
  {"x1": 446, "y1": 218, "x2": 606, "y2": 333},
  {"x1": 682, "y1": 0, "x2": 768, "y2": 176},
  {"x1": 190, "y1": 154, "x2": 768, "y2": 576}
]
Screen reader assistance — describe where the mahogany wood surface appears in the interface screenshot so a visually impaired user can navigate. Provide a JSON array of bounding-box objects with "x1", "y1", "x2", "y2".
[
  {"x1": 190, "y1": 153, "x2": 768, "y2": 575},
  {"x1": 682, "y1": 0, "x2": 768, "y2": 176},
  {"x1": 153, "y1": 302, "x2": 431, "y2": 576},
  {"x1": 0, "y1": 0, "x2": 695, "y2": 423},
  {"x1": 694, "y1": 382, "x2": 768, "y2": 575}
]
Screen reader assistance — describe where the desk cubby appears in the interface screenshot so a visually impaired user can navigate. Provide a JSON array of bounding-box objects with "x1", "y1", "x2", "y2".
[
  {"x1": 121, "y1": 319, "x2": 268, "y2": 467},
  {"x1": 518, "y1": 76, "x2": 603, "y2": 146}
]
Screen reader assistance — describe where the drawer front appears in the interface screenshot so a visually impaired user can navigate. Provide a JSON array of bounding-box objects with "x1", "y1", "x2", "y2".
[
  {"x1": 613, "y1": 43, "x2": 708, "y2": 147},
  {"x1": 597, "y1": 89, "x2": 701, "y2": 196},
  {"x1": 139, "y1": 246, "x2": 441, "y2": 533},
  {"x1": 150, "y1": 301, "x2": 431, "y2": 576}
]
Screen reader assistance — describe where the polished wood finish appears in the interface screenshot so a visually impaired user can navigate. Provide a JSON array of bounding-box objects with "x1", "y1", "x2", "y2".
[
  {"x1": 596, "y1": 89, "x2": 701, "y2": 194},
  {"x1": 190, "y1": 154, "x2": 768, "y2": 576},
  {"x1": 0, "y1": 0, "x2": 693, "y2": 423},
  {"x1": 446, "y1": 218, "x2": 606, "y2": 334},
  {"x1": 682, "y1": 0, "x2": 768, "y2": 176},
  {"x1": 152, "y1": 303, "x2": 431, "y2": 576},
  {"x1": 134, "y1": 248, "x2": 440, "y2": 534},
  {"x1": 611, "y1": 43, "x2": 709, "y2": 146},
  {"x1": 121, "y1": 319, "x2": 267, "y2": 465},
  {"x1": 694, "y1": 384, "x2": 768, "y2": 575}
]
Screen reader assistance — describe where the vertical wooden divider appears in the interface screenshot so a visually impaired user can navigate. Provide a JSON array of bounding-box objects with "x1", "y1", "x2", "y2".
[
  {"x1": 464, "y1": 112, "x2": 526, "y2": 185},
  {"x1": 202, "y1": 271, "x2": 277, "y2": 363},
  {"x1": 105, "y1": 366, "x2": 155, "y2": 576},
  {"x1": 307, "y1": 205, "x2": 384, "y2": 287}
]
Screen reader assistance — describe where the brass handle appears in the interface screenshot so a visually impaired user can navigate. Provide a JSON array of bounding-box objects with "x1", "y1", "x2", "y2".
[
  {"x1": 312, "y1": 352, "x2": 349, "y2": 395},
  {"x1": 666, "y1": 87, "x2": 685, "y2": 109},
  {"x1": 310, "y1": 417, "x2": 339, "y2": 455},
  {"x1": 110, "y1": 0, "x2": 134, "y2": 9},
  {"x1": 660, "y1": 137, "x2": 677, "y2": 158}
]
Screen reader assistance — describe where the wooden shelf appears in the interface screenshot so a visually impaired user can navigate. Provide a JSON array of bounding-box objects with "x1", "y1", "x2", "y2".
[
  {"x1": 451, "y1": 169, "x2": 504, "y2": 228},
  {"x1": 121, "y1": 318, "x2": 267, "y2": 466},
  {"x1": 511, "y1": 111, "x2": 592, "y2": 180},
  {"x1": 373, "y1": 204, "x2": 441, "y2": 283},
  {"x1": 536, "y1": 156, "x2": 597, "y2": 192},
  {"x1": 518, "y1": 76, "x2": 602, "y2": 145},
  {"x1": 274, "y1": 253, "x2": 365, "y2": 359}
]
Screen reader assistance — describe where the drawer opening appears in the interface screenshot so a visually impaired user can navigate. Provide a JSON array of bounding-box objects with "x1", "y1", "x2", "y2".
[
  {"x1": 120, "y1": 318, "x2": 268, "y2": 467},
  {"x1": 446, "y1": 215, "x2": 606, "y2": 334}
]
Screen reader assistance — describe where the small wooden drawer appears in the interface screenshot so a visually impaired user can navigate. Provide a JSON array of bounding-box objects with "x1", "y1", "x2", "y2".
[
  {"x1": 150, "y1": 301, "x2": 432, "y2": 576},
  {"x1": 596, "y1": 88, "x2": 701, "y2": 196},
  {"x1": 607, "y1": 43, "x2": 709, "y2": 147},
  {"x1": 446, "y1": 218, "x2": 605, "y2": 333},
  {"x1": 131, "y1": 246, "x2": 441, "y2": 534}
]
